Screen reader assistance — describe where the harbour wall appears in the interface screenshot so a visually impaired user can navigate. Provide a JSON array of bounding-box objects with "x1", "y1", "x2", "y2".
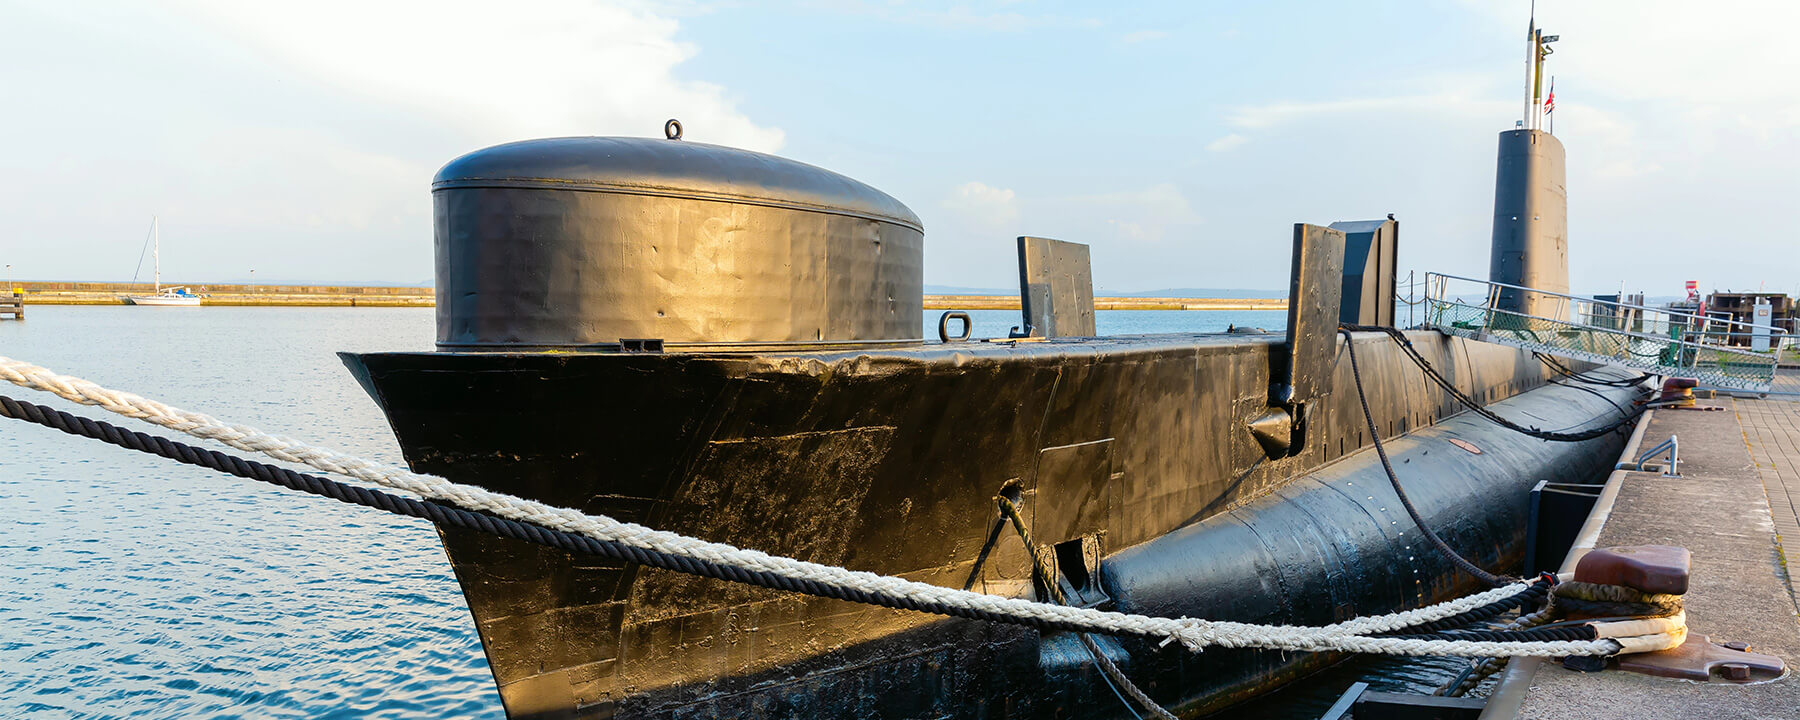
[
  {"x1": 4, "y1": 282, "x2": 1287, "y2": 311},
  {"x1": 924, "y1": 294, "x2": 1286, "y2": 311},
  {"x1": 8, "y1": 281, "x2": 433, "y2": 307}
]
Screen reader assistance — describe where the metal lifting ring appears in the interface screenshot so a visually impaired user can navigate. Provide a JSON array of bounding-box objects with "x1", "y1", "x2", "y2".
[
  {"x1": 664, "y1": 119, "x2": 683, "y2": 140},
  {"x1": 938, "y1": 311, "x2": 972, "y2": 343}
]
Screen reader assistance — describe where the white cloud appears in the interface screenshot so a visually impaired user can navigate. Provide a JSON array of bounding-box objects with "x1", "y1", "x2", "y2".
[
  {"x1": 1227, "y1": 93, "x2": 1510, "y2": 130},
  {"x1": 0, "y1": 0, "x2": 782, "y2": 283},
  {"x1": 1464, "y1": 0, "x2": 1800, "y2": 132},
  {"x1": 1063, "y1": 183, "x2": 1202, "y2": 245},
  {"x1": 942, "y1": 181, "x2": 1021, "y2": 229},
  {"x1": 177, "y1": 0, "x2": 784, "y2": 151},
  {"x1": 1205, "y1": 133, "x2": 1248, "y2": 152},
  {"x1": 802, "y1": 0, "x2": 1101, "y2": 33}
]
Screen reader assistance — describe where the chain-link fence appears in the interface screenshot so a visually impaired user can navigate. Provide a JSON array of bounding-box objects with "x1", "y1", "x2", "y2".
[{"x1": 1422, "y1": 273, "x2": 1779, "y2": 392}]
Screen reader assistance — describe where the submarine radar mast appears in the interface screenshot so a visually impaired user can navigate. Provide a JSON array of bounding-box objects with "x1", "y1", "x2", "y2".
[{"x1": 1489, "y1": 13, "x2": 1568, "y2": 316}]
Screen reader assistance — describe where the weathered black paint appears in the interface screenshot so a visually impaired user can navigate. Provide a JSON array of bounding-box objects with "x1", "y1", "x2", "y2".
[
  {"x1": 343, "y1": 330, "x2": 1637, "y2": 719},
  {"x1": 432, "y1": 136, "x2": 925, "y2": 350}
]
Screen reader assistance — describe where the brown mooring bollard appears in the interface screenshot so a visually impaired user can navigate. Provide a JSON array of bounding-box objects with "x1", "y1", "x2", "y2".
[
  {"x1": 1568, "y1": 546, "x2": 1787, "y2": 682},
  {"x1": 1573, "y1": 545, "x2": 1690, "y2": 595},
  {"x1": 1658, "y1": 377, "x2": 1699, "y2": 408}
]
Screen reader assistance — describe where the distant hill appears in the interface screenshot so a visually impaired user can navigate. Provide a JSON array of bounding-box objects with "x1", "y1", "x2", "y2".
[
  {"x1": 1100, "y1": 288, "x2": 1287, "y2": 299},
  {"x1": 207, "y1": 278, "x2": 435, "y2": 287},
  {"x1": 925, "y1": 284, "x2": 1286, "y2": 299},
  {"x1": 922, "y1": 285, "x2": 1015, "y2": 296}
]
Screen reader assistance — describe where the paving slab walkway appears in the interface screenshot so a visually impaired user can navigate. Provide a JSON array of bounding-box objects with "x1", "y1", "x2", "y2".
[
  {"x1": 1513, "y1": 401, "x2": 1800, "y2": 719},
  {"x1": 1737, "y1": 398, "x2": 1800, "y2": 606}
]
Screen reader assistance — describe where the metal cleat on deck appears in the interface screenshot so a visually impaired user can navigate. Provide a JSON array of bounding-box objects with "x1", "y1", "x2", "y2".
[{"x1": 1567, "y1": 546, "x2": 1786, "y2": 683}]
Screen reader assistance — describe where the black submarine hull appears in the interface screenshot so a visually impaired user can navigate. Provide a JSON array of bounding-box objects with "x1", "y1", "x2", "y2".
[{"x1": 344, "y1": 329, "x2": 1639, "y2": 719}]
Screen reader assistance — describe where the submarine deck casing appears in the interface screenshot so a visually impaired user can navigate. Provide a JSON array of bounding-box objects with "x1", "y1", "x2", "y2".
[
  {"x1": 345, "y1": 129, "x2": 1629, "y2": 718},
  {"x1": 344, "y1": 331, "x2": 1636, "y2": 718}
]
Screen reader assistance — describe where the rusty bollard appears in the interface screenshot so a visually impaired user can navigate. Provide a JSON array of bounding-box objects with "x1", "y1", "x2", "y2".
[
  {"x1": 1568, "y1": 546, "x2": 1787, "y2": 683},
  {"x1": 1658, "y1": 377, "x2": 1699, "y2": 408}
]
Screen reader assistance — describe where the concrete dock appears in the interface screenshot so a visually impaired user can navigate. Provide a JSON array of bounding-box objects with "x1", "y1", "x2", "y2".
[{"x1": 1486, "y1": 398, "x2": 1800, "y2": 719}]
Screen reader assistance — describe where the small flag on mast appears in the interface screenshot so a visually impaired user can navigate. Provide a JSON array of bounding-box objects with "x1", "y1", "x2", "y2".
[{"x1": 1543, "y1": 77, "x2": 1555, "y2": 134}]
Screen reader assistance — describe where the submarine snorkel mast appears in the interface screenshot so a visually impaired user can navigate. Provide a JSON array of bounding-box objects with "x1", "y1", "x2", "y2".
[
  {"x1": 1521, "y1": 10, "x2": 1559, "y2": 133},
  {"x1": 1488, "y1": 10, "x2": 1568, "y2": 317}
]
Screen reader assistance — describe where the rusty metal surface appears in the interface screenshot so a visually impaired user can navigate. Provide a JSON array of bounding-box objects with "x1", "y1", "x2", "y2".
[
  {"x1": 1616, "y1": 635, "x2": 1786, "y2": 683},
  {"x1": 1014, "y1": 236, "x2": 1096, "y2": 338},
  {"x1": 1571, "y1": 545, "x2": 1690, "y2": 595},
  {"x1": 432, "y1": 136, "x2": 924, "y2": 350},
  {"x1": 343, "y1": 330, "x2": 1638, "y2": 719}
]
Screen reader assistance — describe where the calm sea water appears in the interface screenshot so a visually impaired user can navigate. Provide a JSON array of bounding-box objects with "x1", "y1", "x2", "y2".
[{"x1": 0, "y1": 305, "x2": 1462, "y2": 719}]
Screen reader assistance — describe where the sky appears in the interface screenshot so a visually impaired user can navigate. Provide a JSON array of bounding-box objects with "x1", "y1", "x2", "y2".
[{"x1": 2, "y1": 0, "x2": 1797, "y2": 296}]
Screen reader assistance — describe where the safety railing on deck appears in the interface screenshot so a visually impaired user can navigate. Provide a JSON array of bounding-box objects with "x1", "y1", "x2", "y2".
[{"x1": 1422, "y1": 273, "x2": 1780, "y2": 392}]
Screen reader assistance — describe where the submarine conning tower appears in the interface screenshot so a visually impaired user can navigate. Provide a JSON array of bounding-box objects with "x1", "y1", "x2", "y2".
[
  {"x1": 1486, "y1": 128, "x2": 1569, "y2": 316},
  {"x1": 1487, "y1": 22, "x2": 1568, "y2": 318},
  {"x1": 430, "y1": 125, "x2": 925, "y2": 351}
]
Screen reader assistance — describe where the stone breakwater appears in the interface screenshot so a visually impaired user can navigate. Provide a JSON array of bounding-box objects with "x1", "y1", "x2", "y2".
[
  {"x1": 923, "y1": 294, "x2": 1287, "y2": 311},
  {"x1": 8, "y1": 282, "x2": 1288, "y2": 311},
  {"x1": 9, "y1": 281, "x2": 434, "y2": 307}
]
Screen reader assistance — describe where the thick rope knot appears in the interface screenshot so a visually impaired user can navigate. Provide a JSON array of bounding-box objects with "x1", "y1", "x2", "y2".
[
  {"x1": 1552, "y1": 580, "x2": 1683, "y2": 619},
  {"x1": 1437, "y1": 577, "x2": 1689, "y2": 697}
]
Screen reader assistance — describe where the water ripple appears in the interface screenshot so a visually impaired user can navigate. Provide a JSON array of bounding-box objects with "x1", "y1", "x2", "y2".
[
  {"x1": 2, "y1": 305, "x2": 1418, "y2": 719},
  {"x1": 0, "y1": 307, "x2": 501, "y2": 719}
]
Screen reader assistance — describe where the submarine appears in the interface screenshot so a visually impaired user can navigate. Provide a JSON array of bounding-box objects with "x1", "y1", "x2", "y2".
[{"x1": 341, "y1": 69, "x2": 1642, "y2": 717}]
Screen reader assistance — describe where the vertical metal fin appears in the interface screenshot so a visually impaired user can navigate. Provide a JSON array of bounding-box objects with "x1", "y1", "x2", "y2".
[
  {"x1": 1282, "y1": 223, "x2": 1347, "y2": 407},
  {"x1": 1331, "y1": 218, "x2": 1399, "y2": 327},
  {"x1": 1013, "y1": 236, "x2": 1097, "y2": 338}
]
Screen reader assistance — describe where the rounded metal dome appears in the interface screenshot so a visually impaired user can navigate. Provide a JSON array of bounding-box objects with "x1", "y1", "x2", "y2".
[
  {"x1": 433, "y1": 136, "x2": 922, "y2": 231},
  {"x1": 431, "y1": 134, "x2": 926, "y2": 350}
]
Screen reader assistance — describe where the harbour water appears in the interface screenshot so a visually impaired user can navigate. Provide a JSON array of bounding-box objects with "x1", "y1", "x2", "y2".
[{"x1": 1, "y1": 305, "x2": 1457, "y2": 719}]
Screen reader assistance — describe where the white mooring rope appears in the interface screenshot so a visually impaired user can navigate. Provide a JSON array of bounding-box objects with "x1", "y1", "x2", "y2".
[{"x1": 0, "y1": 355, "x2": 1684, "y2": 658}]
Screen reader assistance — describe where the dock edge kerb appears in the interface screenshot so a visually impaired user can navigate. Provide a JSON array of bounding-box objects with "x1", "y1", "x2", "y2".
[{"x1": 1477, "y1": 408, "x2": 1657, "y2": 719}]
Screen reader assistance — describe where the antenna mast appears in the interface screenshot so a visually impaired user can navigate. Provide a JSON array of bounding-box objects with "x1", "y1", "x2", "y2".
[
  {"x1": 1522, "y1": 5, "x2": 1559, "y2": 131},
  {"x1": 1523, "y1": 7, "x2": 1536, "y2": 128}
]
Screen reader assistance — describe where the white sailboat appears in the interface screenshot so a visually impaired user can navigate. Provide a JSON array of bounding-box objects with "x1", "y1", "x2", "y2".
[{"x1": 124, "y1": 216, "x2": 201, "y2": 306}]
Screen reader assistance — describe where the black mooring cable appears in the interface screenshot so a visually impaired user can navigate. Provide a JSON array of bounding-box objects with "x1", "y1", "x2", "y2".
[
  {"x1": 0, "y1": 393, "x2": 1555, "y2": 648},
  {"x1": 1338, "y1": 329, "x2": 1510, "y2": 587},
  {"x1": 1535, "y1": 352, "x2": 1653, "y2": 388},
  {"x1": 1342, "y1": 324, "x2": 1646, "y2": 443}
]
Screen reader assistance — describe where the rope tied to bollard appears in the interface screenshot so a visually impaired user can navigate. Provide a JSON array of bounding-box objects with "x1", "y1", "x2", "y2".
[
  {"x1": 0, "y1": 355, "x2": 1684, "y2": 660},
  {"x1": 1437, "y1": 579, "x2": 1687, "y2": 697}
]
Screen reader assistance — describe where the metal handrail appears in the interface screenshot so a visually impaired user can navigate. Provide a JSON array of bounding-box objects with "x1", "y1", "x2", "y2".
[
  {"x1": 1426, "y1": 295, "x2": 1769, "y2": 361},
  {"x1": 1618, "y1": 436, "x2": 1680, "y2": 477},
  {"x1": 1425, "y1": 272, "x2": 1775, "y2": 335},
  {"x1": 1421, "y1": 273, "x2": 1777, "y2": 391}
]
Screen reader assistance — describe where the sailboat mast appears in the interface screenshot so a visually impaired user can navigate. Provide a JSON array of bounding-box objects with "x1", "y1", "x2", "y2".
[{"x1": 151, "y1": 216, "x2": 160, "y2": 293}]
